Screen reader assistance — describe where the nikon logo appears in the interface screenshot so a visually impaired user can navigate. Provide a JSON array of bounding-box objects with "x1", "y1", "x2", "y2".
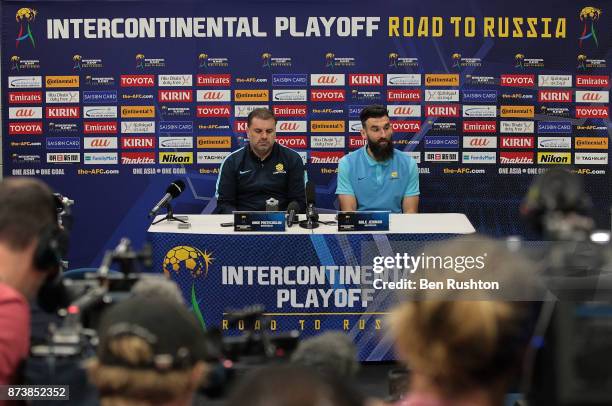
[
  {"x1": 537, "y1": 152, "x2": 571, "y2": 165},
  {"x1": 159, "y1": 152, "x2": 193, "y2": 164}
]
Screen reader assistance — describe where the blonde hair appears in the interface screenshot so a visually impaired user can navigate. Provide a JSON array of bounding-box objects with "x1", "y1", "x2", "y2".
[
  {"x1": 389, "y1": 236, "x2": 533, "y2": 397},
  {"x1": 86, "y1": 335, "x2": 207, "y2": 405}
]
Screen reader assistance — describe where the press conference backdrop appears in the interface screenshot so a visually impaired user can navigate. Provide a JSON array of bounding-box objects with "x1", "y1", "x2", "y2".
[{"x1": 1, "y1": 0, "x2": 610, "y2": 268}]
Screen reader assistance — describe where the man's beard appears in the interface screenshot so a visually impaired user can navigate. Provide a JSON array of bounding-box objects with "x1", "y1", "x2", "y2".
[{"x1": 367, "y1": 137, "x2": 394, "y2": 161}]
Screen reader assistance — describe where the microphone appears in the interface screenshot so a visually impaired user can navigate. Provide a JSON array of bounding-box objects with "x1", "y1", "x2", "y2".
[
  {"x1": 300, "y1": 181, "x2": 319, "y2": 229},
  {"x1": 286, "y1": 201, "x2": 300, "y2": 227},
  {"x1": 148, "y1": 180, "x2": 185, "y2": 218}
]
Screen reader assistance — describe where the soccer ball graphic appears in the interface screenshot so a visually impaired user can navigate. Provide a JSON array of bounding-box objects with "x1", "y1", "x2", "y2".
[{"x1": 163, "y1": 246, "x2": 212, "y2": 278}]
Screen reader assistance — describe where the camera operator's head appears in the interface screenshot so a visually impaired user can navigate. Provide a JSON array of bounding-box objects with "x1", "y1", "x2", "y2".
[
  {"x1": 0, "y1": 177, "x2": 61, "y2": 299},
  {"x1": 86, "y1": 296, "x2": 208, "y2": 406}
]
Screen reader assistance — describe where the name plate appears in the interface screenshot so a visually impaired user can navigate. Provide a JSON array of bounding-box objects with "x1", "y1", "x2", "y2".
[
  {"x1": 233, "y1": 211, "x2": 286, "y2": 232},
  {"x1": 337, "y1": 211, "x2": 390, "y2": 232}
]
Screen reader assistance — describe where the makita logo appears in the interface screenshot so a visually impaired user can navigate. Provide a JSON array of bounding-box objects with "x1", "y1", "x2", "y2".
[
  {"x1": 196, "y1": 74, "x2": 231, "y2": 86},
  {"x1": 120, "y1": 75, "x2": 155, "y2": 87},
  {"x1": 500, "y1": 74, "x2": 535, "y2": 87},
  {"x1": 387, "y1": 90, "x2": 421, "y2": 102},
  {"x1": 501, "y1": 136, "x2": 534, "y2": 148},
  {"x1": 538, "y1": 153, "x2": 570, "y2": 164},
  {"x1": 84, "y1": 137, "x2": 117, "y2": 149},
  {"x1": 391, "y1": 121, "x2": 421, "y2": 132},
  {"x1": 310, "y1": 152, "x2": 344, "y2": 164},
  {"x1": 388, "y1": 105, "x2": 421, "y2": 117},
  {"x1": 278, "y1": 121, "x2": 307, "y2": 132},
  {"x1": 349, "y1": 136, "x2": 367, "y2": 148},
  {"x1": 84, "y1": 121, "x2": 117, "y2": 134},
  {"x1": 311, "y1": 90, "x2": 345, "y2": 102},
  {"x1": 273, "y1": 105, "x2": 307, "y2": 117},
  {"x1": 575, "y1": 91, "x2": 609, "y2": 104},
  {"x1": 425, "y1": 105, "x2": 459, "y2": 117},
  {"x1": 463, "y1": 137, "x2": 497, "y2": 149},
  {"x1": 576, "y1": 107, "x2": 608, "y2": 119},
  {"x1": 349, "y1": 74, "x2": 383, "y2": 86},
  {"x1": 46, "y1": 107, "x2": 80, "y2": 118},
  {"x1": 499, "y1": 152, "x2": 534, "y2": 164},
  {"x1": 159, "y1": 90, "x2": 193, "y2": 102},
  {"x1": 276, "y1": 136, "x2": 307, "y2": 149},
  {"x1": 8, "y1": 121, "x2": 42, "y2": 135},
  {"x1": 121, "y1": 152, "x2": 155, "y2": 164},
  {"x1": 9, "y1": 91, "x2": 42, "y2": 104},
  {"x1": 538, "y1": 90, "x2": 572, "y2": 102},
  {"x1": 197, "y1": 105, "x2": 231, "y2": 117},
  {"x1": 310, "y1": 74, "x2": 345, "y2": 86},
  {"x1": 197, "y1": 90, "x2": 231, "y2": 102},
  {"x1": 9, "y1": 107, "x2": 42, "y2": 119},
  {"x1": 576, "y1": 75, "x2": 609, "y2": 88},
  {"x1": 463, "y1": 121, "x2": 496, "y2": 132},
  {"x1": 122, "y1": 137, "x2": 155, "y2": 149}
]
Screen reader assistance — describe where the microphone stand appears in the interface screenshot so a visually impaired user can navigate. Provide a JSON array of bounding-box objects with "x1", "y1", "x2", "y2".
[
  {"x1": 151, "y1": 202, "x2": 189, "y2": 225},
  {"x1": 299, "y1": 204, "x2": 319, "y2": 229}
]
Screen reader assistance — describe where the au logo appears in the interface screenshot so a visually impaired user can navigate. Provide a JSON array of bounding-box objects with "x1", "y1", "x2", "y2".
[
  {"x1": 579, "y1": 7, "x2": 602, "y2": 47},
  {"x1": 163, "y1": 246, "x2": 213, "y2": 330},
  {"x1": 15, "y1": 8, "x2": 36, "y2": 48}
]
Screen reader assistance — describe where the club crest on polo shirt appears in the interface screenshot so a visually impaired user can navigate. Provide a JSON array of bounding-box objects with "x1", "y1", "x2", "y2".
[
  {"x1": 273, "y1": 162, "x2": 286, "y2": 174},
  {"x1": 391, "y1": 171, "x2": 399, "y2": 179}
]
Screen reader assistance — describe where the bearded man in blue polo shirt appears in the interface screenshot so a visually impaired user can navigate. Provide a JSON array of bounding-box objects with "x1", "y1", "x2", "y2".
[{"x1": 336, "y1": 105, "x2": 419, "y2": 213}]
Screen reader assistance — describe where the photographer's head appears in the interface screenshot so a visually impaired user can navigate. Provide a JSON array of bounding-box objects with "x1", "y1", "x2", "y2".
[
  {"x1": 86, "y1": 296, "x2": 208, "y2": 406},
  {"x1": 0, "y1": 177, "x2": 61, "y2": 299}
]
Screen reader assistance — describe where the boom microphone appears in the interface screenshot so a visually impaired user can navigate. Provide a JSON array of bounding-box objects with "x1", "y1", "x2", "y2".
[
  {"x1": 286, "y1": 201, "x2": 300, "y2": 227},
  {"x1": 148, "y1": 180, "x2": 185, "y2": 218}
]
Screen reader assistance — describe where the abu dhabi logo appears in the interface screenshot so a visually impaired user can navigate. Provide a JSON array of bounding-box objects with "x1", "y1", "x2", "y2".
[
  {"x1": 579, "y1": 6, "x2": 602, "y2": 47},
  {"x1": 15, "y1": 8, "x2": 36, "y2": 48}
]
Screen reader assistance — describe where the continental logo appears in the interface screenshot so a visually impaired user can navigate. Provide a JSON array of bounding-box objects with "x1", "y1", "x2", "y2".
[
  {"x1": 575, "y1": 137, "x2": 608, "y2": 149},
  {"x1": 234, "y1": 89, "x2": 269, "y2": 101},
  {"x1": 537, "y1": 152, "x2": 571, "y2": 164},
  {"x1": 45, "y1": 76, "x2": 79, "y2": 88},
  {"x1": 159, "y1": 152, "x2": 193, "y2": 164},
  {"x1": 425, "y1": 74, "x2": 459, "y2": 86},
  {"x1": 310, "y1": 120, "x2": 345, "y2": 132},
  {"x1": 121, "y1": 106, "x2": 155, "y2": 118},
  {"x1": 197, "y1": 136, "x2": 231, "y2": 149},
  {"x1": 500, "y1": 105, "x2": 534, "y2": 118}
]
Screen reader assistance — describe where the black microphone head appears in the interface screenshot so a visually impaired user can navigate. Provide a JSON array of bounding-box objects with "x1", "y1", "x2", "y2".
[
  {"x1": 306, "y1": 181, "x2": 316, "y2": 205},
  {"x1": 287, "y1": 201, "x2": 300, "y2": 213},
  {"x1": 166, "y1": 180, "x2": 186, "y2": 198}
]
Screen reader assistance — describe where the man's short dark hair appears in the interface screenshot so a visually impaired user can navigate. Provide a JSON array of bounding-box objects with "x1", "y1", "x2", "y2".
[
  {"x1": 360, "y1": 104, "x2": 389, "y2": 126},
  {"x1": 0, "y1": 178, "x2": 56, "y2": 250},
  {"x1": 247, "y1": 108, "x2": 277, "y2": 127}
]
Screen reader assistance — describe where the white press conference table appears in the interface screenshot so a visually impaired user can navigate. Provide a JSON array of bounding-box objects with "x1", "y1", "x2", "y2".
[{"x1": 148, "y1": 213, "x2": 476, "y2": 235}]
